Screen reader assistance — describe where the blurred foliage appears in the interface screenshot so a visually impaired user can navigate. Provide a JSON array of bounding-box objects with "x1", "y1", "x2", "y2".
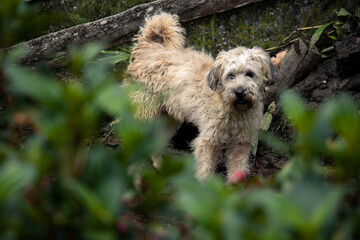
[
  {"x1": 310, "y1": 8, "x2": 360, "y2": 56},
  {"x1": 98, "y1": 48, "x2": 131, "y2": 65},
  {"x1": 1, "y1": 1, "x2": 360, "y2": 240},
  {"x1": 0, "y1": 0, "x2": 65, "y2": 47},
  {"x1": 0, "y1": 0, "x2": 39, "y2": 47}
]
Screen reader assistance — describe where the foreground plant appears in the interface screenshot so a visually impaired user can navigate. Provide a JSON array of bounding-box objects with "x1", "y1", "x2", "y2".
[{"x1": 1, "y1": 1, "x2": 360, "y2": 239}]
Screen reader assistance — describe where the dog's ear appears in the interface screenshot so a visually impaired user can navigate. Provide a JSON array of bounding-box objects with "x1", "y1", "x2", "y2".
[
  {"x1": 207, "y1": 53, "x2": 225, "y2": 91},
  {"x1": 251, "y1": 47, "x2": 276, "y2": 85},
  {"x1": 206, "y1": 67, "x2": 218, "y2": 91}
]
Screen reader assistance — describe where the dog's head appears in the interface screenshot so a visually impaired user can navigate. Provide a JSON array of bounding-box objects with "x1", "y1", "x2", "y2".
[{"x1": 207, "y1": 47, "x2": 275, "y2": 111}]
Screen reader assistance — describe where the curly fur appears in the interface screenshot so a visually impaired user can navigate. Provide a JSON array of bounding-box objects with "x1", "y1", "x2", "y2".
[{"x1": 126, "y1": 13, "x2": 275, "y2": 181}]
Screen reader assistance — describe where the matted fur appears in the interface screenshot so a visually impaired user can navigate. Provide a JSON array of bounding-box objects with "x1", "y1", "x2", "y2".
[{"x1": 126, "y1": 13, "x2": 275, "y2": 181}]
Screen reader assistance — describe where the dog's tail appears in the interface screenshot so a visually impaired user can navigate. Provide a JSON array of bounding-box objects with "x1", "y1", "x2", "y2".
[{"x1": 137, "y1": 12, "x2": 185, "y2": 50}]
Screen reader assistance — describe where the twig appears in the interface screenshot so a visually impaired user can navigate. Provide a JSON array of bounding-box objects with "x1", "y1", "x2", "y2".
[
  {"x1": 266, "y1": 38, "x2": 300, "y2": 51},
  {"x1": 266, "y1": 25, "x2": 322, "y2": 52}
]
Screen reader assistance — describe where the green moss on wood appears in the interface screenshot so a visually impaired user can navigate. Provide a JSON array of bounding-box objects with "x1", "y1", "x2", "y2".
[{"x1": 183, "y1": 0, "x2": 358, "y2": 56}]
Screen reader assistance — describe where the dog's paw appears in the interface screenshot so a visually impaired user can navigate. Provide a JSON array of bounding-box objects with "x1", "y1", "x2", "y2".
[{"x1": 228, "y1": 170, "x2": 247, "y2": 184}]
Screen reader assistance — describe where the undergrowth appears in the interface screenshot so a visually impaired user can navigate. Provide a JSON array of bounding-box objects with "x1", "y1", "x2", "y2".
[{"x1": 1, "y1": 1, "x2": 360, "y2": 239}]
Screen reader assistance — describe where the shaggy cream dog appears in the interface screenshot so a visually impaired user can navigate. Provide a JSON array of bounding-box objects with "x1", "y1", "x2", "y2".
[{"x1": 126, "y1": 13, "x2": 275, "y2": 182}]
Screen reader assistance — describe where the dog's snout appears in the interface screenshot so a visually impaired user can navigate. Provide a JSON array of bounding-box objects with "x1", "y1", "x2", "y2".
[
  {"x1": 235, "y1": 88, "x2": 247, "y2": 99},
  {"x1": 234, "y1": 87, "x2": 254, "y2": 108}
]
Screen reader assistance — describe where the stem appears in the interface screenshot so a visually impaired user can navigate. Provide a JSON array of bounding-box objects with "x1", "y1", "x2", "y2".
[{"x1": 266, "y1": 25, "x2": 322, "y2": 52}]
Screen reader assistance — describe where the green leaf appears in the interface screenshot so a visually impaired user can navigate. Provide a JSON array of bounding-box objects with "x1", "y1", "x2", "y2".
[
  {"x1": 70, "y1": 42, "x2": 104, "y2": 63},
  {"x1": 111, "y1": 53, "x2": 130, "y2": 63},
  {"x1": 320, "y1": 46, "x2": 334, "y2": 54},
  {"x1": 115, "y1": 47, "x2": 132, "y2": 54},
  {"x1": 64, "y1": 179, "x2": 113, "y2": 224},
  {"x1": 355, "y1": 7, "x2": 360, "y2": 18},
  {"x1": 280, "y1": 90, "x2": 308, "y2": 131},
  {"x1": 310, "y1": 100, "x2": 336, "y2": 147},
  {"x1": 177, "y1": 177, "x2": 224, "y2": 228},
  {"x1": 4, "y1": 46, "x2": 28, "y2": 61},
  {"x1": 0, "y1": 158, "x2": 36, "y2": 204},
  {"x1": 97, "y1": 52, "x2": 130, "y2": 64},
  {"x1": 267, "y1": 101, "x2": 276, "y2": 113},
  {"x1": 309, "y1": 21, "x2": 335, "y2": 49},
  {"x1": 95, "y1": 85, "x2": 130, "y2": 115},
  {"x1": 251, "y1": 142, "x2": 258, "y2": 156},
  {"x1": 83, "y1": 60, "x2": 111, "y2": 90},
  {"x1": 331, "y1": 95, "x2": 360, "y2": 140},
  {"x1": 69, "y1": 43, "x2": 104, "y2": 73},
  {"x1": 84, "y1": 230, "x2": 116, "y2": 240},
  {"x1": 261, "y1": 112, "x2": 273, "y2": 131},
  {"x1": 310, "y1": 187, "x2": 343, "y2": 228},
  {"x1": 337, "y1": 8, "x2": 351, "y2": 17},
  {"x1": 260, "y1": 102, "x2": 276, "y2": 131},
  {"x1": 334, "y1": 25, "x2": 344, "y2": 40},
  {"x1": 7, "y1": 64, "x2": 62, "y2": 104},
  {"x1": 261, "y1": 132, "x2": 291, "y2": 156},
  {"x1": 97, "y1": 176, "x2": 124, "y2": 213}
]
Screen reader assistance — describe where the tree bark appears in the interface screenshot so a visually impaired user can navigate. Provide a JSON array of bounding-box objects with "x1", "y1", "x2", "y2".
[
  {"x1": 264, "y1": 38, "x2": 322, "y2": 107},
  {"x1": 7, "y1": 0, "x2": 262, "y2": 65}
]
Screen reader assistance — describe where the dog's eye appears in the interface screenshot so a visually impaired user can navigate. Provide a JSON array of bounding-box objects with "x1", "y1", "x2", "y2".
[
  {"x1": 228, "y1": 73, "x2": 236, "y2": 80},
  {"x1": 245, "y1": 71, "x2": 254, "y2": 78}
]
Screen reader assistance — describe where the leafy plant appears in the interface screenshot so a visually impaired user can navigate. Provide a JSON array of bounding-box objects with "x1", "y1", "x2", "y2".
[
  {"x1": 267, "y1": 7, "x2": 359, "y2": 54},
  {"x1": 98, "y1": 48, "x2": 131, "y2": 64},
  {"x1": 1, "y1": 1, "x2": 360, "y2": 240},
  {"x1": 175, "y1": 90, "x2": 360, "y2": 240},
  {"x1": 309, "y1": 8, "x2": 360, "y2": 54}
]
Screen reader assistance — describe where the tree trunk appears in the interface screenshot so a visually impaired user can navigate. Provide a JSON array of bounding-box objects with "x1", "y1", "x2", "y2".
[
  {"x1": 264, "y1": 38, "x2": 322, "y2": 107},
  {"x1": 7, "y1": 0, "x2": 262, "y2": 65}
]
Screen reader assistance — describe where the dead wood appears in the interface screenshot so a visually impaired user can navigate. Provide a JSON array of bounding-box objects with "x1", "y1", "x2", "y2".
[
  {"x1": 7, "y1": 0, "x2": 262, "y2": 65},
  {"x1": 264, "y1": 38, "x2": 322, "y2": 107}
]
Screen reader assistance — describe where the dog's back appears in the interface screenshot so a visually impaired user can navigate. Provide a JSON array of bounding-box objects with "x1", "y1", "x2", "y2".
[
  {"x1": 127, "y1": 13, "x2": 216, "y2": 122},
  {"x1": 126, "y1": 13, "x2": 185, "y2": 121}
]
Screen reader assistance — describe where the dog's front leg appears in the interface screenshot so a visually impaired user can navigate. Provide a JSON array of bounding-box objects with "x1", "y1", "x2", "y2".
[
  {"x1": 193, "y1": 135, "x2": 220, "y2": 180},
  {"x1": 225, "y1": 142, "x2": 251, "y2": 182}
]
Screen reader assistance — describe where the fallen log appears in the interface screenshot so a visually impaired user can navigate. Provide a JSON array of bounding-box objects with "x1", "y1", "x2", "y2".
[
  {"x1": 264, "y1": 38, "x2": 322, "y2": 107},
  {"x1": 7, "y1": 0, "x2": 262, "y2": 65}
]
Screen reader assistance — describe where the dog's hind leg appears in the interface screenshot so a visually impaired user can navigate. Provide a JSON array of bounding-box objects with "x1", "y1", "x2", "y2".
[{"x1": 152, "y1": 120, "x2": 182, "y2": 169}]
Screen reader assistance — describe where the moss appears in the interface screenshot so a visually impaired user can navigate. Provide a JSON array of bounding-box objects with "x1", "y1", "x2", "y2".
[
  {"x1": 184, "y1": 0, "x2": 297, "y2": 55},
  {"x1": 37, "y1": 0, "x2": 155, "y2": 33},
  {"x1": 183, "y1": 0, "x2": 358, "y2": 56},
  {"x1": 33, "y1": 0, "x2": 357, "y2": 56},
  {"x1": 112, "y1": 0, "x2": 358, "y2": 77}
]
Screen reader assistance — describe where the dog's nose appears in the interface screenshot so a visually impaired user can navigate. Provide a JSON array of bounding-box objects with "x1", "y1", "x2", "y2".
[{"x1": 235, "y1": 88, "x2": 247, "y2": 100}]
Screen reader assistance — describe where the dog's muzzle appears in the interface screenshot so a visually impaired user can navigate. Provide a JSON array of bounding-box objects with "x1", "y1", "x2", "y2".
[{"x1": 234, "y1": 88, "x2": 254, "y2": 109}]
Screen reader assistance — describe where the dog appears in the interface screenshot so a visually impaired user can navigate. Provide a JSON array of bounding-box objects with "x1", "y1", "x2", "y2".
[{"x1": 126, "y1": 13, "x2": 275, "y2": 182}]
